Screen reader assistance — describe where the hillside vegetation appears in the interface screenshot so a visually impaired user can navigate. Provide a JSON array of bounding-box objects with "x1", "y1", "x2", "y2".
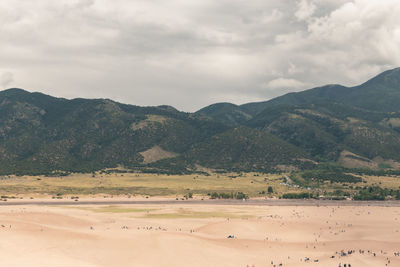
[{"x1": 2, "y1": 68, "x2": 400, "y2": 175}]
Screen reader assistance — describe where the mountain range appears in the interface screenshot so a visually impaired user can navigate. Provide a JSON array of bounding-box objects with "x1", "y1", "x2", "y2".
[{"x1": 1, "y1": 68, "x2": 400, "y2": 175}]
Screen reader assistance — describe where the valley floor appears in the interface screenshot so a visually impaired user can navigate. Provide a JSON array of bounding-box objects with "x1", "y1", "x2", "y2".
[{"x1": 0, "y1": 202, "x2": 399, "y2": 266}]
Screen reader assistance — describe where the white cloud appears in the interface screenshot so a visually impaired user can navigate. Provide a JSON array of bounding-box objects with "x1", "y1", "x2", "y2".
[
  {"x1": 0, "y1": 0, "x2": 398, "y2": 111},
  {"x1": 265, "y1": 78, "x2": 306, "y2": 90},
  {"x1": 288, "y1": 62, "x2": 304, "y2": 75},
  {"x1": 305, "y1": 0, "x2": 400, "y2": 81},
  {"x1": 257, "y1": 9, "x2": 283, "y2": 24},
  {"x1": 295, "y1": 0, "x2": 317, "y2": 21}
]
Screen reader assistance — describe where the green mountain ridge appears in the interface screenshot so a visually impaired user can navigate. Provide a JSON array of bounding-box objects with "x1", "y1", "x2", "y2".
[{"x1": 2, "y1": 67, "x2": 400, "y2": 174}]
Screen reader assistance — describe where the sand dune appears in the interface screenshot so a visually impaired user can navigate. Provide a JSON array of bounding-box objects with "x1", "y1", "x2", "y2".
[{"x1": 0, "y1": 204, "x2": 399, "y2": 266}]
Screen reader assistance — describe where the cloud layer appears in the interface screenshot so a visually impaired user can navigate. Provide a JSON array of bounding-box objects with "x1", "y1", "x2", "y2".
[{"x1": 0, "y1": 0, "x2": 399, "y2": 111}]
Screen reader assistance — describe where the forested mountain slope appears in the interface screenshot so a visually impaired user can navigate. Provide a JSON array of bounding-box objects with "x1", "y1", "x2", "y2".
[{"x1": 2, "y1": 68, "x2": 400, "y2": 174}]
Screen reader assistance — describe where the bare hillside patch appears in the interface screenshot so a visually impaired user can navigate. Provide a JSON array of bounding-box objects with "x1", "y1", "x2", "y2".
[
  {"x1": 339, "y1": 150, "x2": 400, "y2": 169},
  {"x1": 140, "y1": 146, "x2": 178, "y2": 164},
  {"x1": 131, "y1": 115, "x2": 169, "y2": 131}
]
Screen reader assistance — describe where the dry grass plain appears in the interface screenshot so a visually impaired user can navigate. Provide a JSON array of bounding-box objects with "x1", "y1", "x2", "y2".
[
  {"x1": 0, "y1": 203, "x2": 399, "y2": 266},
  {"x1": 0, "y1": 172, "x2": 399, "y2": 199},
  {"x1": 0, "y1": 172, "x2": 289, "y2": 198}
]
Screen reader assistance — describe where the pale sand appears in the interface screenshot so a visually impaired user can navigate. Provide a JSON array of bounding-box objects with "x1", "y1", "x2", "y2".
[{"x1": 0, "y1": 204, "x2": 399, "y2": 266}]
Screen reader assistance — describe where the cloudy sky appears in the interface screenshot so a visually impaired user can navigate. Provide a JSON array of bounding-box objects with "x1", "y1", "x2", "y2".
[{"x1": 0, "y1": 0, "x2": 400, "y2": 111}]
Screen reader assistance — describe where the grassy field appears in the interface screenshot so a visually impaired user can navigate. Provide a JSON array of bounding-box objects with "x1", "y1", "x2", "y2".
[
  {"x1": 362, "y1": 175, "x2": 400, "y2": 188},
  {"x1": 0, "y1": 172, "x2": 289, "y2": 198},
  {"x1": 0, "y1": 171, "x2": 399, "y2": 199}
]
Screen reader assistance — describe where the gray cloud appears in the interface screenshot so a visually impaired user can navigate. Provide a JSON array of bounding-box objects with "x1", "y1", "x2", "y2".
[
  {"x1": 0, "y1": 72, "x2": 14, "y2": 88},
  {"x1": 295, "y1": 0, "x2": 317, "y2": 21},
  {"x1": 0, "y1": 0, "x2": 399, "y2": 111}
]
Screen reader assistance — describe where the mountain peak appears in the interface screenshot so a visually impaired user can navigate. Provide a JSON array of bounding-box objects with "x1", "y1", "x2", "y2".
[
  {"x1": 157, "y1": 105, "x2": 178, "y2": 112},
  {"x1": 362, "y1": 67, "x2": 400, "y2": 87},
  {"x1": 1, "y1": 88, "x2": 30, "y2": 95},
  {"x1": 197, "y1": 102, "x2": 239, "y2": 113}
]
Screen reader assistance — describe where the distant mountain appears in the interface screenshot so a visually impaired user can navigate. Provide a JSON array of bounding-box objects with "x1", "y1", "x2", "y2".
[
  {"x1": 2, "y1": 67, "x2": 400, "y2": 175},
  {"x1": 197, "y1": 67, "x2": 400, "y2": 168},
  {"x1": 249, "y1": 67, "x2": 400, "y2": 115},
  {"x1": 0, "y1": 88, "x2": 228, "y2": 174},
  {"x1": 199, "y1": 68, "x2": 400, "y2": 119},
  {"x1": 182, "y1": 126, "x2": 306, "y2": 171},
  {"x1": 196, "y1": 102, "x2": 252, "y2": 126},
  {"x1": 247, "y1": 102, "x2": 400, "y2": 161}
]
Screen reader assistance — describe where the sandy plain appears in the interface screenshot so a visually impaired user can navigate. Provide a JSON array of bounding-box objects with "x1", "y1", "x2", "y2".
[{"x1": 0, "y1": 202, "x2": 399, "y2": 267}]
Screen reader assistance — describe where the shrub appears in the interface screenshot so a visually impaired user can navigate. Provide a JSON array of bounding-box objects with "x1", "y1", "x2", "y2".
[{"x1": 282, "y1": 192, "x2": 314, "y2": 199}]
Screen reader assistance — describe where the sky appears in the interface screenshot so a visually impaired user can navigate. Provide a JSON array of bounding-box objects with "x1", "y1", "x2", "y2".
[{"x1": 0, "y1": 0, "x2": 400, "y2": 111}]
